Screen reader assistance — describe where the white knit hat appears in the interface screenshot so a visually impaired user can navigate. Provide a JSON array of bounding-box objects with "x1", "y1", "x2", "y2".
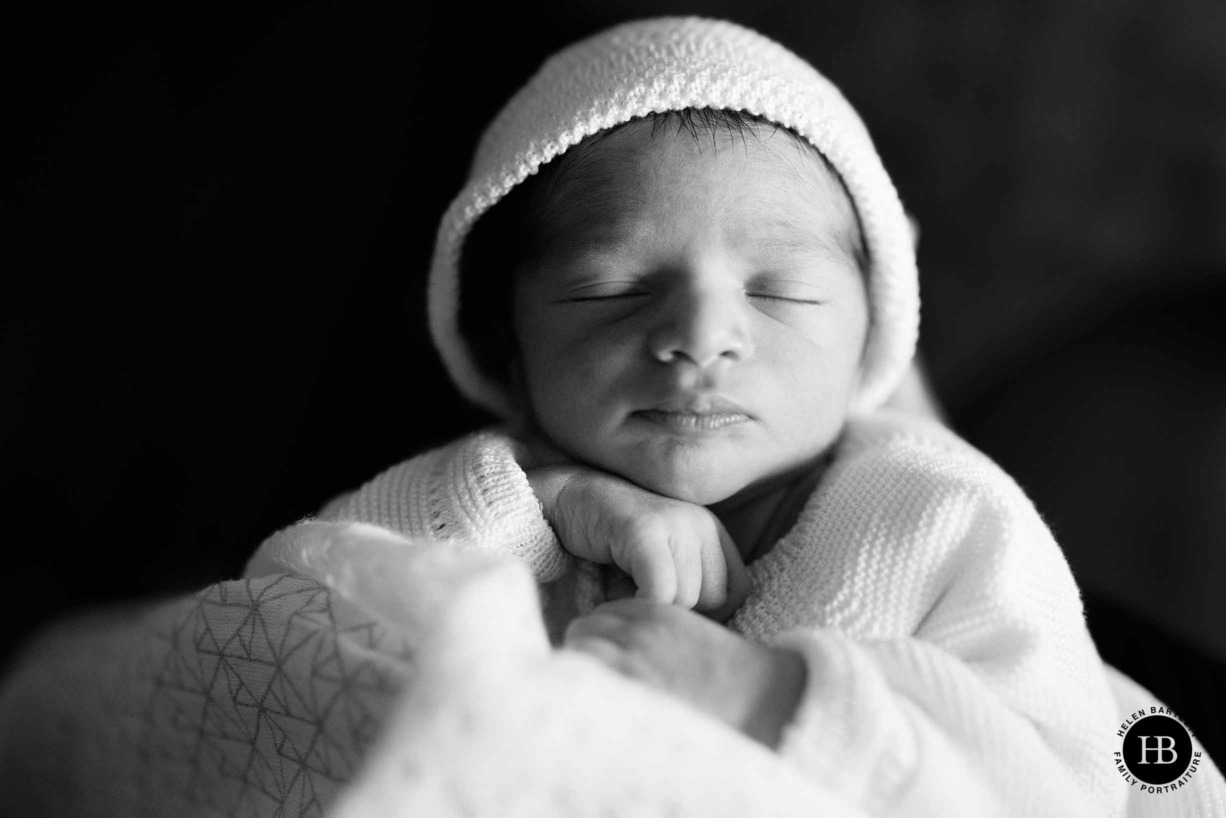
[{"x1": 428, "y1": 16, "x2": 919, "y2": 417}]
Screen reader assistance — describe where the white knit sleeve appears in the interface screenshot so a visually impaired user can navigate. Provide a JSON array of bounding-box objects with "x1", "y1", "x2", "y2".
[
  {"x1": 318, "y1": 430, "x2": 568, "y2": 583},
  {"x1": 738, "y1": 418, "x2": 1125, "y2": 816}
]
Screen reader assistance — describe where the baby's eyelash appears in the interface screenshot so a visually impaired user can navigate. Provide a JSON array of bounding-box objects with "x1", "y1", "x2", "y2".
[
  {"x1": 747, "y1": 293, "x2": 824, "y2": 305},
  {"x1": 559, "y1": 292, "x2": 649, "y2": 303}
]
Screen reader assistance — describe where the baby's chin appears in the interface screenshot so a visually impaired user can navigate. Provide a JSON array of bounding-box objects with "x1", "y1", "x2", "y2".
[
  {"x1": 612, "y1": 462, "x2": 751, "y2": 507},
  {"x1": 542, "y1": 427, "x2": 768, "y2": 505}
]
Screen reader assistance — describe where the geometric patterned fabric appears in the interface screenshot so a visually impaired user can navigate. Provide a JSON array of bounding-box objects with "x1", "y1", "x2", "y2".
[{"x1": 140, "y1": 575, "x2": 414, "y2": 817}]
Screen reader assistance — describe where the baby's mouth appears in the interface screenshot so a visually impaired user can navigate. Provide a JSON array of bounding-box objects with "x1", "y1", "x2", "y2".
[
  {"x1": 631, "y1": 392, "x2": 753, "y2": 431},
  {"x1": 632, "y1": 409, "x2": 752, "y2": 431}
]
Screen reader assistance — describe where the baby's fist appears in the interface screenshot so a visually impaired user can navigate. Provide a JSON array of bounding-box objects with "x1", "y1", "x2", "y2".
[{"x1": 528, "y1": 466, "x2": 750, "y2": 621}]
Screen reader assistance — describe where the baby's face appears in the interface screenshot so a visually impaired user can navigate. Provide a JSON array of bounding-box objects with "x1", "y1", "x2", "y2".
[{"x1": 511, "y1": 119, "x2": 869, "y2": 505}]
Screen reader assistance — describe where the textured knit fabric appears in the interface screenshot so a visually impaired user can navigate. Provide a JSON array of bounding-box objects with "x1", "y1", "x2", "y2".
[
  {"x1": 429, "y1": 16, "x2": 919, "y2": 418},
  {"x1": 323, "y1": 410, "x2": 1226, "y2": 817},
  {"x1": 323, "y1": 431, "x2": 569, "y2": 583}
]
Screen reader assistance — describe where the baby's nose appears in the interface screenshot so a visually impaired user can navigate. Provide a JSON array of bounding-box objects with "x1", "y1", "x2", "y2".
[{"x1": 648, "y1": 287, "x2": 754, "y2": 369}]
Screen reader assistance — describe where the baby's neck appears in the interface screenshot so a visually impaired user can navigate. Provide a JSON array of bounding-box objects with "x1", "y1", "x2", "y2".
[{"x1": 709, "y1": 455, "x2": 831, "y2": 565}]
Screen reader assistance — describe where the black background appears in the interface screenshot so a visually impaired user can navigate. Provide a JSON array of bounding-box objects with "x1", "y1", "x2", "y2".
[{"x1": 4, "y1": 0, "x2": 1225, "y2": 753}]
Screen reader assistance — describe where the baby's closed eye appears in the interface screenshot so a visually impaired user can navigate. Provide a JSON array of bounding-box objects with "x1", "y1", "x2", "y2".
[
  {"x1": 744, "y1": 274, "x2": 828, "y2": 306},
  {"x1": 559, "y1": 280, "x2": 651, "y2": 302}
]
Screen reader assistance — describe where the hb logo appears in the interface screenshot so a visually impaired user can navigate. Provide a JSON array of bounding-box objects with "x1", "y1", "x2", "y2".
[
  {"x1": 1137, "y1": 736, "x2": 1179, "y2": 765},
  {"x1": 1123, "y1": 715, "x2": 1193, "y2": 785}
]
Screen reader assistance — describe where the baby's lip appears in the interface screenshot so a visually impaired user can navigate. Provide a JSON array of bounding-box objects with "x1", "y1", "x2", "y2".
[
  {"x1": 631, "y1": 396, "x2": 753, "y2": 433},
  {"x1": 640, "y1": 393, "x2": 751, "y2": 416}
]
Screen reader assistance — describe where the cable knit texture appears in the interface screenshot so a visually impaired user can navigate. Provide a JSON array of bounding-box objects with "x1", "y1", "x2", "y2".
[
  {"x1": 428, "y1": 16, "x2": 919, "y2": 418},
  {"x1": 322, "y1": 410, "x2": 1225, "y2": 817},
  {"x1": 330, "y1": 431, "x2": 568, "y2": 583}
]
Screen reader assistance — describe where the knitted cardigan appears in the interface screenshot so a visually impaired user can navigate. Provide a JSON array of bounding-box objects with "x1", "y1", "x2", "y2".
[{"x1": 322, "y1": 410, "x2": 1223, "y2": 816}]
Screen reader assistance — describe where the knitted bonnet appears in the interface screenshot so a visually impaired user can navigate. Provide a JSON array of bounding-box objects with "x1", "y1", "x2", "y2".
[{"x1": 428, "y1": 16, "x2": 919, "y2": 417}]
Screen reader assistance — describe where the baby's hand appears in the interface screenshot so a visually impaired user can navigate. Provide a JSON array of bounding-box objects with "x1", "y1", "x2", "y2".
[
  {"x1": 564, "y1": 599, "x2": 807, "y2": 747},
  {"x1": 527, "y1": 466, "x2": 751, "y2": 621}
]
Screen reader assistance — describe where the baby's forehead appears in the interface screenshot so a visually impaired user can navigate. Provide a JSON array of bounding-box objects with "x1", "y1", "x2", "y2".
[
  {"x1": 529, "y1": 115, "x2": 859, "y2": 256},
  {"x1": 562, "y1": 116, "x2": 839, "y2": 195}
]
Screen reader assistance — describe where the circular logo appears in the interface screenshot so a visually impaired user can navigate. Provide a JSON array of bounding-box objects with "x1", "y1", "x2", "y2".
[{"x1": 1121, "y1": 714, "x2": 1193, "y2": 785}]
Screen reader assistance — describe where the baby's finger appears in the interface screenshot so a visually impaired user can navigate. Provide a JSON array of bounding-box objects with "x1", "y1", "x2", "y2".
[
  {"x1": 626, "y1": 541, "x2": 677, "y2": 605},
  {"x1": 693, "y1": 529, "x2": 729, "y2": 612},
  {"x1": 702, "y1": 523, "x2": 751, "y2": 622},
  {"x1": 563, "y1": 633, "x2": 628, "y2": 672},
  {"x1": 564, "y1": 607, "x2": 631, "y2": 647},
  {"x1": 669, "y1": 537, "x2": 704, "y2": 610}
]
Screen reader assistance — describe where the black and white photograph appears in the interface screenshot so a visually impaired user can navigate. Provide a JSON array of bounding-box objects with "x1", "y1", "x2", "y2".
[{"x1": 2, "y1": 1, "x2": 1224, "y2": 815}]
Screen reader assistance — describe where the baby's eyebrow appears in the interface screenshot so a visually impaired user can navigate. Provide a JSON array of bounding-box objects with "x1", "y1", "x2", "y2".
[
  {"x1": 532, "y1": 176, "x2": 650, "y2": 261},
  {"x1": 753, "y1": 229, "x2": 826, "y2": 253},
  {"x1": 741, "y1": 221, "x2": 849, "y2": 265},
  {"x1": 538, "y1": 216, "x2": 649, "y2": 267}
]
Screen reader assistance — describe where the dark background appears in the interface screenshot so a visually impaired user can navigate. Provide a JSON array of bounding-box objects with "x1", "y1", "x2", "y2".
[{"x1": 3, "y1": 0, "x2": 1224, "y2": 744}]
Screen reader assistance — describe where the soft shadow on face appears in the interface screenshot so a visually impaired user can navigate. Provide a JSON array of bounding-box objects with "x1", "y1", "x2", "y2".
[{"x1": 511, "y1": 118, "x2": 869, "y2": 506}]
